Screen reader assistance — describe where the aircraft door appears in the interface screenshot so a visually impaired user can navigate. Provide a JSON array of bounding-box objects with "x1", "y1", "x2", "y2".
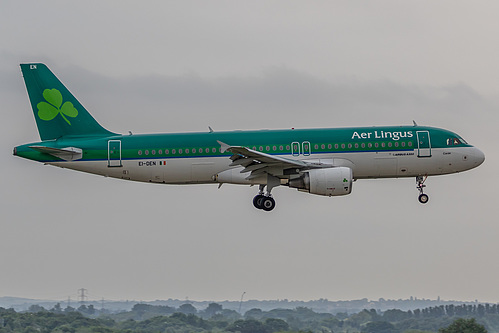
[
  {"x1": 416, "y1": 131, "x2": 432, "y2": 157},
  {"x1": 108, "y1": 140, "x2": 122, "y2": 167}
]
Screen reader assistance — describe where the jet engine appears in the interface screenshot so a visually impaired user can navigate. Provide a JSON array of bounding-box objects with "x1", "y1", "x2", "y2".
[{"x1": 288, "y1": 167, "x2": 353, "y2": 196}]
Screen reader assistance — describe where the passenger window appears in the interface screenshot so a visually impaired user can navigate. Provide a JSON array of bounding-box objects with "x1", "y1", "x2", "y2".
[
  {"x1": 292, "y1": 142, "x2": 300, "y2": 156},
  {"x1": 302, "y1": 142, "x2": 311, "y2": 156}
]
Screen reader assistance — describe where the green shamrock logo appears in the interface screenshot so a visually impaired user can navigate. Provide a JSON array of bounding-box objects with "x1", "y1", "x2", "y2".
[{"x1": 37, "y1": 89, "x2": 78, "y2": 125}]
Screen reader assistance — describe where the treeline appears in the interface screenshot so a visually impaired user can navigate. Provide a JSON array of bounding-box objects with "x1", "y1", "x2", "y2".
[{"x1": 1, "y1": 302, "x2": 499, "y2": 333}]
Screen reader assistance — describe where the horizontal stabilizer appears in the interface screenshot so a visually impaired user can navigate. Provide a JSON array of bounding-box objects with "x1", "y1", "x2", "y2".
[{"x1": 29, "y1": 146, "x2": 83, "y2": 161}]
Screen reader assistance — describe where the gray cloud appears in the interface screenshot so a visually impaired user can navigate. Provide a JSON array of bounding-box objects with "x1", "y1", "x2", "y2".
[
  {"x1": 38, "y1": 64, "x2": 494, "y2": 136},
  {"x1": 1, "y1": 1, "x2": 498, "y2": 303}
]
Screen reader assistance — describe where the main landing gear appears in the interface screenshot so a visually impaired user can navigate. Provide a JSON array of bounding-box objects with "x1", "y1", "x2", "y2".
[
  {"x1": 416, "y1": 175, "x2": 429, "y2": 204},
  {"x1": 253, "y1": 182, "x2": 278, "y2": 211}
]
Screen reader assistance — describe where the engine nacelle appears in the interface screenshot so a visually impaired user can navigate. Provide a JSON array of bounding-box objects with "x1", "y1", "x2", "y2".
[{"x1": 288, "y1": 167, "x2": 353, "y2": 196}]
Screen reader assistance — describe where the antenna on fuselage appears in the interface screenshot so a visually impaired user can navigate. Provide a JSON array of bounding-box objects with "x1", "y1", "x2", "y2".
[
  {"x1": 208, "y1": 126, "x2": 214, "y2": 133},
  {"x1": 412, "y1": 120, "x2": 418, "y2": 127}
]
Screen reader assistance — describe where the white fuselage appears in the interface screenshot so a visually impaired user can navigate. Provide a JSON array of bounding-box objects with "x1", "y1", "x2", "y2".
[{"x1": 48, "y1": 146, "x2": 484, "y2": 185}]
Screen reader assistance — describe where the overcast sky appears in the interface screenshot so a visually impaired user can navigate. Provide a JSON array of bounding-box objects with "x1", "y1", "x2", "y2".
[{"x1": 1, "y1": 1, "x2": 498, "y2": 305}]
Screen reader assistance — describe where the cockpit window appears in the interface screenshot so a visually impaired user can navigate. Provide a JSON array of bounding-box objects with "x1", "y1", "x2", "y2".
[{"x1": 447, "y1": 137, "x2": 463, "y2": 146}]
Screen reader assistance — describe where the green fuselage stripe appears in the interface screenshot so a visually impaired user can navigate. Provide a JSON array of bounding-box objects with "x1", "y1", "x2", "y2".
[{"x1": 15, "y1": 125, "x2": 470, "y2": 163}]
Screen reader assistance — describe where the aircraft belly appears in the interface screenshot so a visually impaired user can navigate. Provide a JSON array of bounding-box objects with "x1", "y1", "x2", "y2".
[
  {"x1": 49, "y1": 160, "x2": 121, "y2": 178},
  {"x1": 50, "y1": 157, "x2": 231, "y2": 185},
  {"x1": 330, "y1": 150, "x2": 443, "y2": 179},
  {"x1": 153, "y1": 157, "x2": 230, "y2": 184}
]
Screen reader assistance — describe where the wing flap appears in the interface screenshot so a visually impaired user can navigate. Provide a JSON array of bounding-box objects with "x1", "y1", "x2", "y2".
[{"x1": 217, "y1": 141, "x2": 331, "y2": 181}]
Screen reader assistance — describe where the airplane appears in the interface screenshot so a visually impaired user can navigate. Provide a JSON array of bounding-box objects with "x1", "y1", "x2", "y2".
[{"x1": 13, "y1": 63, "x2": 485, "y2": 211}]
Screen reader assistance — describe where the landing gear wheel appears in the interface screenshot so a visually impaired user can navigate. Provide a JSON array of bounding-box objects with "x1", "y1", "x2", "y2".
[
  {"x1": 418, "y1": 193, "x2": 429, "y2": 204},
  {"x1": 253, "y1": 195, "x2": 265, "y2": 209},
  {"x1": 416, "y1": 175, "x2": 429, "y2": 204},
  {"x1": 261, "y1": 197, "x2": 276, "y2": 211}
]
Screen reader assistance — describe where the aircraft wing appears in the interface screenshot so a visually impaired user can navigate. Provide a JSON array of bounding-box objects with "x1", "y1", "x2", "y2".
[{"x1": 218, "y1": 141, "x2": 329, "y2": 180}]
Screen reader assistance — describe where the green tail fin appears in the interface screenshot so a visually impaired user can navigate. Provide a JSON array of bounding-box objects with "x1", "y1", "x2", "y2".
[{"x1": 20, "y1": 63, "x2": 115, "y2": 140}]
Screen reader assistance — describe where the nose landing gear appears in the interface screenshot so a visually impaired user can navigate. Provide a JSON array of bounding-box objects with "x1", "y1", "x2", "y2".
[{"x1": 416, "y1": 175, "x2": 429, "y2": 204}]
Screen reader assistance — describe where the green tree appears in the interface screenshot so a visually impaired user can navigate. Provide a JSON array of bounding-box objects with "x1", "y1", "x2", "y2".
[
  {"x1": 438, "y1": 318, "x2": 487, "y2": 333},
  {"x1": 383, "y1": 309, "x2": 410, "y2": 322},
  {"x1": 245, "y1": 308, "x2": 264, "y2": 319},
  {"x1": 348, "y1": 310, "x2": 375, "y2": 327},
  {"x1": 63, "y1": 306, "x2": 74, "y2": 313},
  {"x1": 227, "y1": 319, "x2": 267, "y2": 333},
  {"x1": 178, "y1": 303, "x2": 197, "y2": 315},
  {"x1": 27, "y1": 304, "x2": 46, "y2": 313},
  {"x1": 204, "y1": 303, "x2": 223, "y2": 317},
  {"x1": 363, "y1": 321, "x2": 396, "y2": 333},
  {"x1": 51, "y1": 303, "x2": 63, "y2": 313},
  {"x1": 264, "y1": 318, "x2": 289, "y2": 332}
]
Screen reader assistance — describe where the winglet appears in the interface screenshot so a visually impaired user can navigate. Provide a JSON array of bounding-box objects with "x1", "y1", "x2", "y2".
[{"x1": 217, "y1": 140, "x2": 231, "y2": 153}]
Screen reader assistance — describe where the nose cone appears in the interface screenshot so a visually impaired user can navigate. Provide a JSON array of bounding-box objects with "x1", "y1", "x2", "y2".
[{"x1": 471, "y1": 147, "x2": 485, "y2": 167}]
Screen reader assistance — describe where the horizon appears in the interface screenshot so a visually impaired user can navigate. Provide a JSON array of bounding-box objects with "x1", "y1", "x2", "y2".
[{"x1": 0, "y1": 294, "x2": 492, "y2": 304}]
